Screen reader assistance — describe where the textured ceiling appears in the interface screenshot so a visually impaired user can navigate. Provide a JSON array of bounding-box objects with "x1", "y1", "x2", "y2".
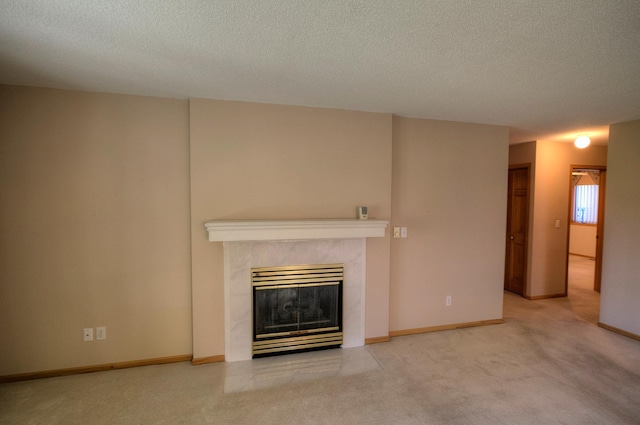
[{"x1": 1, "y1": 1, "x2": 640, "y2": 144}]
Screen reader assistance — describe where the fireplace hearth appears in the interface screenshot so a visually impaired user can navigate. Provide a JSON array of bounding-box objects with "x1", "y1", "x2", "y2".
[{"x1": 252, "y1": 264, "x2": 343, "y2": 357}]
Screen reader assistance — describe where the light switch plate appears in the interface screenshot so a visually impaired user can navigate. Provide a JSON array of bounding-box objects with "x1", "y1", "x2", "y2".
[{"x1": 96, "y1": 326, "x2": 106, "y2": 340}]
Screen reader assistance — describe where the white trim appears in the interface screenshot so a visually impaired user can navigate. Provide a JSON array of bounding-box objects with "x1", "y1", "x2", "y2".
[
  {"x1": 205, "y1": 219, "x2": 388, "y2": 242},
  {"x1": 339, "y1": 238, "x2": 367, "y2": 349}
]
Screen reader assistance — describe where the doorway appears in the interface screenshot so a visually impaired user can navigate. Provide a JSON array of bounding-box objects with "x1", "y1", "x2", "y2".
[
  {"x1": 504, "y1": 165, "x2": 530, "y2": 296},
  {"x1": 566, "y1": 165, "x2": 606, "y2": 294}
]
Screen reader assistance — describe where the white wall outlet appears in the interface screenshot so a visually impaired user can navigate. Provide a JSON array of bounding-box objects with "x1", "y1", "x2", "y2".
[
  {"x1": 446, "y1": 296, "x2": 452, "y2": 306},
  {"x1": 96, "y1": 326, "x2": 106, "y2": 340},
  {"x1": 401, "y1": 227, "x2": 407, "y2": 238},
  {"x1": 393, "y1": 227, "x2": 400, "y2": 238},
  {"x1": 83, "y1": 328, "x2": 94, "y2": 342},
  {"x1": 555, "y1": 219, "x2": 561, "y2": 228}
]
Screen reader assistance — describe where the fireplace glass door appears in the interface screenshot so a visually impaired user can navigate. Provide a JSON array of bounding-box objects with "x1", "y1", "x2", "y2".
[{"x1": 252, "y1": 264, "x2": 343, "y2": 357}]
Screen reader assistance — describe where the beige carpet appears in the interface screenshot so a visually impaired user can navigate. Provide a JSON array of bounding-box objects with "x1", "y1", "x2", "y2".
[
  {"x1": 567, "y1": 254, "x2": 600, "y2": 325},
  {"x1": 2, "y1": 258, "x2": 639, "y2": 424}
]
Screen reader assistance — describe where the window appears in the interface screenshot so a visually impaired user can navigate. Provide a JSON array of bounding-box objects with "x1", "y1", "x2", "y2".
[{"x1": 573, "y1": 184, "x2": 598, "y2": 224}]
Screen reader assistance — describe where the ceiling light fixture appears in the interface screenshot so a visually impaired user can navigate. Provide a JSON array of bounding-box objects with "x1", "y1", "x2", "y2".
[{"x1": 574, "y1": 135, "x2": 591, "y2": 149}]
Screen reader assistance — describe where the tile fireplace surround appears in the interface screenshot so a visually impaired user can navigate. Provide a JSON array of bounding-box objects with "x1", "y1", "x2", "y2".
[{"x1": 205, "y1": 219, "x2": 388, "y2": 362}]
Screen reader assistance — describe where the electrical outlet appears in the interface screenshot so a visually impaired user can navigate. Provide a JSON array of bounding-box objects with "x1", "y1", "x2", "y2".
[
  {"x1": 446, "y1": 296, "x2": 452, "y2": 306},
  {"x1": 96, "y1": 326, "x2": 106, "y2": 340},
  {"x1": 83, "y1": 328, "x2": 93, "y2": 342},
  {"x1": 401, "y1": 227, "x2": 407, "y2": 238}
]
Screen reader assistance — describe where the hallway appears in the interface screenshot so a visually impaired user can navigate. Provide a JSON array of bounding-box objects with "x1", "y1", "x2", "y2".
[{"x1": 567, "y1": 254, "x2": 600, "y2": 325}]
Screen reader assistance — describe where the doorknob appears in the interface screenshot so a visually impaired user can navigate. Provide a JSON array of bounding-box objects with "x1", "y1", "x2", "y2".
[{"x1": 510, "y1": 235, "x2": 514, "y2": 240}]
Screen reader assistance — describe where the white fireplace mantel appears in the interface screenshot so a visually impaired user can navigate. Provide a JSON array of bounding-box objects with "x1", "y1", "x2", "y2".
[{"x1": 205, "y1": 219, "x2": 389, "y2": 242}]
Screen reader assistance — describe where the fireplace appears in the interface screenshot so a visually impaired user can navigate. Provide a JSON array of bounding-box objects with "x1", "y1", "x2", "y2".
[
  {"x1": 252, "y1": 263, "x2": 343, "y2": 357},
  {"x1": 202, "y1": 219, "x2": 388, "y2": 362}
]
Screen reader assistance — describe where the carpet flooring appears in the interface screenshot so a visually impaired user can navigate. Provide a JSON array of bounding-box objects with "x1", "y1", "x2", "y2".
[{"x1": 1, "y1": 255, "x2": 639, "y2": 424}]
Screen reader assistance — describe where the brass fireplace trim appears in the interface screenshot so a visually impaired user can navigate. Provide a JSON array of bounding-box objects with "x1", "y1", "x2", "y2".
[
  {"x1": 251, "y1": 263, "x2": 344, "y2": 357},
  {"x1": 256, "y1": 326, "x2": 340, "y2": 340},
  {"x1": 252, "y1": 332, "x2": 343, "y2": 356},
  {"x1": 254, "y1": 281, "x2": 340, "y2": 291},
  {"x1": 252, "y1": 263, "x2": 344, "y2": 286}
]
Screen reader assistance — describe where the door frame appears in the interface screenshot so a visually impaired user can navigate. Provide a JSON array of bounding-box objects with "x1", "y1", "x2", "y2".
[
  {"x1": 565, "y1": 164, "x2": 607, "y2": 294},
  {"x1": 504, "y1": 163, "x2": 531, "y2": 297}
]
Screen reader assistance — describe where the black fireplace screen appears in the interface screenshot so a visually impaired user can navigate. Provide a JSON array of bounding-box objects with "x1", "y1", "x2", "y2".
[
  {"x1": 252, "y1": 264, "x2": 343, "y2": 357},
  {"x1": 254, "y1": 283, "x2": 340, "y2": 336}
]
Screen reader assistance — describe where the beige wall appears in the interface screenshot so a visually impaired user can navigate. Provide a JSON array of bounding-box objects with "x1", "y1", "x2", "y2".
[
  {"x1": 569, "y1": 225, "x2": 597, "y2": 257},
  {"x1": 189, "y1": 99, "x2": 393, "y2": 359},
  {"x1": 7, "y1": 84, "x2": 627, "y2": 377},
  {"x1": 600, "y1": 119, "x2": 640, "y2": 336},
  {"x1": 389, "y1": 117, "x2": 509, "y2": 332},
  {"x1": 0, "y1": 85, "x2": 192, "y2": 376},
  {"x1": 521, "y1": 141, "x2": 607, "y2": 297}
]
